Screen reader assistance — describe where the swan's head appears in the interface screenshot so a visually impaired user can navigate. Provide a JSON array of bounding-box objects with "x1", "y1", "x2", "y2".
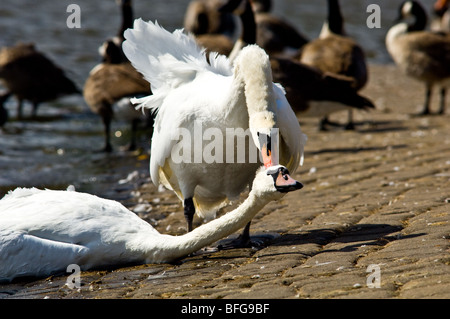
[
  {"x1": 233, "y1": 45, "x2": 279, "y2": 168},
  {"x1": 252, "y1": 165, "x2": 303, "y2": 200}
]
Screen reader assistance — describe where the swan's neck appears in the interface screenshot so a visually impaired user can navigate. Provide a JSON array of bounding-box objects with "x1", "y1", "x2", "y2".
[
  {"x1": 233, "y1": 46, "x2": 277, "y2": 131},
  {"x1": 146, "y1": 190, "x2": 282, "y2": 263}
]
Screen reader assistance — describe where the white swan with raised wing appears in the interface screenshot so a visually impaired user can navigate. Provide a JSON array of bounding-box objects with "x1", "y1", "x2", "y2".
[{"x1": 122, "y1": 20, "x2": 306, "y2": 240}]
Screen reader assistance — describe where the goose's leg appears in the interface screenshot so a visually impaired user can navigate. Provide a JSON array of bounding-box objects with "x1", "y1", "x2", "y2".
[
  {"x1": 319, "y1": 116, "x2": 342, "y2": 131},
  {"x1": 184, "y1": 197, "x2": 195, "y2": 232},
  {"x1": 17, "y1": 99, "x2": 24, "y2": 119},
  {"x1": 100, "y1": 110, "x2": 113, "y2": 152},
  {"x1": 345, "y1": 110, "x2": 355, "y2": 130},
  {"x1": 420, "y1": 85, "x2": 432, "y2": 115},
  {"x1": 319, "y1": 116, "x2": 330, "y2": 131},
  {"x1": 439, "y1": 87, "x2": 446, "y2": 115},
  {"x1": 127, "y1": 118, "x2": 139, "y2": 151},
  {"x1": 103, "y1": 117, "x2": 112, "y2": 152},
  {"x1": 31, "y1": 102, "x2": 39, "y2": 118}
]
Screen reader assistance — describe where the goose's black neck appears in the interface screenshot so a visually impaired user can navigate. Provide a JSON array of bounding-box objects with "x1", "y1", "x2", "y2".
[
  {"x1": 118, "y1": 0, "x2": 133, "y2": 40},
  {"x1": 327, "y1": 0, "x2": 344, "y2": 35},
  {"x1": 407, "y1": 1, "x2": 428, "y2": 31},
  {"x1": 240, "y1": 0, "x2": 257, "y2": 45},
  {"x1": 219, "y1": 0, "x2": 257, "y2": 45}
]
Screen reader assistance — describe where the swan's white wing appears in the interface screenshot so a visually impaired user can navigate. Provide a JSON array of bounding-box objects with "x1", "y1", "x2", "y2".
[
  {"x1": 122, "y1": 19, "x2": 232, "y2": 112},
  {"x1": 273, "y1": 83, "x2": 307, "y2": 172},
  {"x1": 148, "y1": 72, "x2": 235, "y2": 186},
  {"x1": 0, "y1": 229, "x2": 88, "y2": 281}
]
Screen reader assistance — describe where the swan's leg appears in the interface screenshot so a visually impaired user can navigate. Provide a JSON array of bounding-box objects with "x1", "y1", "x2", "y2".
[
  {"x1": 216, "y1": 221, "x2": 279, "y2": 250},
  {"x1": 216, "y1": 222, "x2": 251, "y2": 250},
  {"x1": 240, "y1": 222, "x2": 251, "y2": 244},
  {"x1": 184, "y1": 197, "x2": 195, "y2": 232}
]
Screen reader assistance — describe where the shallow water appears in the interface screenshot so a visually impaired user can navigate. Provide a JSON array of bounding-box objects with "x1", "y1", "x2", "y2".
[{"x1": 0, "y1": 0, "x2": 436, "y2": 199}]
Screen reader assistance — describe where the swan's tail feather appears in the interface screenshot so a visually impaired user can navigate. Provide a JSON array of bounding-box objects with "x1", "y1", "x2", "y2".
[{"x1": 123, "y1": 19, "x2": 232, "y2": 112}]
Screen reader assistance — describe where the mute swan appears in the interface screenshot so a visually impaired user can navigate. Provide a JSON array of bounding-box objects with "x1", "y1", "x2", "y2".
[
  {"x1": 0, "y1": 166, "x2": 302, "y2": 282},
  {"x1": 122, "y1": 19, "x2": 306, "y2": 246},
  {"x1": 300, "y1": 0, "x2": 369, "y2": 130},
  {"x1": 386, "y1": 1, "x2": 450, "y2": 115},
  {"x1": 0, "y1": 43, "x2": 79, "y2": 119},
  {"x1": 83, "y1": 0, "x2": 151, "y2": 152}
]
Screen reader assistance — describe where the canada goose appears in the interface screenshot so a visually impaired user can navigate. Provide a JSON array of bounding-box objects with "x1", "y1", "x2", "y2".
[
  {"x1": 184, "y1": 0, "x2": 241, "y2": 56},
  {"x1": 300, "y1": 0, "x2": 369, "y2": 129},
  {"x1": 250, "y1": 0, "x2": 308, "y2": 57},
  {"x1": 122, "y1": 20, "x2": 306, "y2": 247},
  {"x1": 0, "y1": 166, "x2": 303, "y2": 282},
  {"x1": 184, "y1": 0, "x2": 240, "y2": 36},
  {"x1": 83, "y1": 0, "x2": 151, "y2": 152},
  {"x1": 270, "y1": 58, "x2": 374, "y2": 123},
  {"x1": 386, "y1": 0, "x2": 450, "y2": 115},
  {"x1": 222, "y1": 0, "x2": 374, "y2": 130},
  {"x1": 0, "y1": 43, "x2": 80, "y2": 119}
]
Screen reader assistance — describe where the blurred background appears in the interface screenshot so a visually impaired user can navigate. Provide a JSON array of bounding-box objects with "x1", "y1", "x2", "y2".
[{"x1": 0, "y1": 0, "x2": 438, "y2": 199}]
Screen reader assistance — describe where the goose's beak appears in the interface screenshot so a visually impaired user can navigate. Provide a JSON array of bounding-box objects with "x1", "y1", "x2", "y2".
[
  {"x1": 267, "y1": 166, "x2": 303, "y2": 193},
  {"x1": 435, "y1": 0, "x2": 449, "y2": 15}
]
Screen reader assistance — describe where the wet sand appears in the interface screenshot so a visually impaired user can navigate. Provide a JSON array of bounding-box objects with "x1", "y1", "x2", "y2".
[{"x1": 1, "y1": 64, "x2": 449, "y2": 299}]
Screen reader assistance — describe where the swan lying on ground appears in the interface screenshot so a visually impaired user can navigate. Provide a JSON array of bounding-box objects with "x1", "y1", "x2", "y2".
[{"x1": 0, "y1": 165, "x2": 302, "y2": 282}]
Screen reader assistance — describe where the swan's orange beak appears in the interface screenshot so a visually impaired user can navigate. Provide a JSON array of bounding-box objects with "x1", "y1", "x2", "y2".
[
  {"x1": 268, "y1": 166, "x2": 303, "y2": 193},
  {"x1": 258, "y1": 132, "x2": 279, "y2": 169}
]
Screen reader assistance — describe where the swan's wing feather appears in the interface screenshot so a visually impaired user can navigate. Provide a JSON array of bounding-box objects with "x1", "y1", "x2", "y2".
[
  {"x1": 123, "y1": 19, "x2": 232, "y2": 112},
  {"x1": 0, "y1": 229, "x2": 87, "y2": 282},
  {"x1": 0, "y1": 189, "x2": 159, "y2": 245}
]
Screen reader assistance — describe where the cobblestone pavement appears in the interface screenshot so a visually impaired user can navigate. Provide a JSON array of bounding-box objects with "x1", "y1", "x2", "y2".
[{"x1": 1, "y1": 64, "x2": 449, "y2": 299}]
